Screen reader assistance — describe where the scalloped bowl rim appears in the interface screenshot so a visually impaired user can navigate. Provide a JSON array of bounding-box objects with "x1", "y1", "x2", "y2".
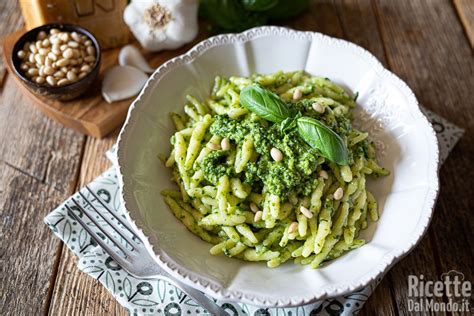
[{"x1": 116, "y1": 26, "x2": 439, "y2": 307}]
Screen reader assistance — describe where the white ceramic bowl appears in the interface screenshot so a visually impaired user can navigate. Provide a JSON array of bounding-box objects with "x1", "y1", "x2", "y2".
[{"x1": 116, "y1": 26, "x2": 439, "y2": 307}]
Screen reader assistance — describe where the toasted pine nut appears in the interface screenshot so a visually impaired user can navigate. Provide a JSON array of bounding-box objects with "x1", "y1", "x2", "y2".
[
  {"x1": 254, "y1": 211, "x2": 263, "y2": 222},
  {"x1": 221, "y1": 138, "x2": 230, "y2": 151},
  {"x1": 319, "y1": 170, "x2": 329, "y2": 179},
  {"x1": 292, "y1": 88, "x2": 302, "y2": 101},
  {"x1": 250, "y1": 202, "x2": 259, "y2": 213},
  {"x1": 288, "y1": 222, "x2": 298, "y2": 233},
  {"x1": 80, "y1": 65, "x2": 91, "y2": 72},
  {"x1": 300, "y1": 206, "x2": 313, "y2": 219},
  {"x1": 207, "y1": 143, "x2": 221, "y2": 150},
  {"x1": 270, "y1": 147, "x2": 283, "y2": 162},
  {"x1": 334, "y1": 187, "x2": 344, "y2": 200},
  {"x1": 312, "y1": 102, "x2": 325, "y2": 113}
]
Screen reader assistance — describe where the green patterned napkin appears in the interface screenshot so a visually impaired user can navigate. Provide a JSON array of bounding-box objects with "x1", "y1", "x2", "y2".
[{"x1": 45, "y1": 109, "x2": 462, "y2": 316}]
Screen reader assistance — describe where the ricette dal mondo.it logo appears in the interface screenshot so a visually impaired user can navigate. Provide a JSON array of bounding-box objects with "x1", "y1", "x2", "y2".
[{"x1": 408, "y1": 270, "x2": 471, "y2": 313}]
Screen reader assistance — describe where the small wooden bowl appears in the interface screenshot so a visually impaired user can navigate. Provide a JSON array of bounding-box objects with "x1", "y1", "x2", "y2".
[{"x1": 11, "y1": 23, "x2": 101, "y2": 101}]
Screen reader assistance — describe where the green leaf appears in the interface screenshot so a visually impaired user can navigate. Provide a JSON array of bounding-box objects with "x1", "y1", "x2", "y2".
[
  {"x1": 199, "y1": 0, "x2": 267, "y2": 32},
  {"x1": 297, "y1": 117, "x2": 349, "y2": 165},
  {"x1": 241, "y1": 0, "x2": 278, "y2": 12},
  {"x1": 240, "y1": 85, "x2": 294, "y2": 123}
]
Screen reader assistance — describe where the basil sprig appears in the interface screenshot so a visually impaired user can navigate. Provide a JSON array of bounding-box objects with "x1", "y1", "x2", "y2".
[
  {"x1": 239, "y1": 86, "x2": 349, "y2": 165},
  {"x1": 240, "y1": 86, "x2": 294, "y2": 123}
]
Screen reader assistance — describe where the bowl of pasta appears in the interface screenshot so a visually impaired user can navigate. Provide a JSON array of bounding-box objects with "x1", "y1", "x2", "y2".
[{"x1": 116, "y1": 26, "x2": 439, "y2": 307}]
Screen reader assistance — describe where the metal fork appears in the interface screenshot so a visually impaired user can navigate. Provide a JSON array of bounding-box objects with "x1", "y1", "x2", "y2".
[{"x1": 65, "y1": 186, "x2": 230, "y2": 316}]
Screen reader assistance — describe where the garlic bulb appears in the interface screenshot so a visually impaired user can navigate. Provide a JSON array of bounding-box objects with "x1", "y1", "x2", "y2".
[
  {"x1": 102, "y1": 66, "x2": 149, "y2": 103},
  {"x1": 123, "y1": 0, "x2": 199, "y2": 52}
]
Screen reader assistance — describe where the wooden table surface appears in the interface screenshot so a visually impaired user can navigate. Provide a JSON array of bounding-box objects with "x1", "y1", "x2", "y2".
[{"x1": 1, "y1": 1, "x2": 473, "y2": 315}]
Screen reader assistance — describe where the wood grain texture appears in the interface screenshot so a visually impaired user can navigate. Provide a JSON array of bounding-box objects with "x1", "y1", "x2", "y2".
[
  {"x1": 48, "y1": 130, "x2": 128, "y2": 315},
  {"x1": 0, "y1": 0, "x2": 23, "y2": 89},
  {"x1": 0, "y1": 76, "x2": 85, "y2": 193},
  {"x1": 453, "y1": 0, "x2": 474, "y2": 48},
  {"x1": 374, "y1": 0, "x2": 473, "y2": 314},
  {"x1": 0, "y1": 162, "x2": 70, "y2": 315}
]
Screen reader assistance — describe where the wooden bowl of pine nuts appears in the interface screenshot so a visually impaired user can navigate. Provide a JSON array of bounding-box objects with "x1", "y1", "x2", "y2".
[{"x1": 11, "y1": 23, "x2": 101, "y2": 101}]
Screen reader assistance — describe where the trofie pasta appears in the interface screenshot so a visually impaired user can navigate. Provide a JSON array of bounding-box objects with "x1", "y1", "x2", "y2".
[{"x1": 161, "y1": 71, "x2": 389, "y2": 268}]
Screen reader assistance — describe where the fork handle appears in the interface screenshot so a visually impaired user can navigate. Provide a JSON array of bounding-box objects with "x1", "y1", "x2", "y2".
[{"x1": 159, "y1": 276, "x2": 230, "y2": 316}]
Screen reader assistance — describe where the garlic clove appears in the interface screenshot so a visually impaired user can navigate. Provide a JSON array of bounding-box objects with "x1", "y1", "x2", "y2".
[
  {"x1": 118, "y1": 45, "x2": 154, "y2": 74},
  {"x1": 102, "y1": 65, "x2": 148, "y2": 103}
]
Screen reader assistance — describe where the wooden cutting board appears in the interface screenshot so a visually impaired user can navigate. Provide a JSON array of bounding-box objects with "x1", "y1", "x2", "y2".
[{"x1": 2, "y1": 29, "x2": 208, "y2": 138}]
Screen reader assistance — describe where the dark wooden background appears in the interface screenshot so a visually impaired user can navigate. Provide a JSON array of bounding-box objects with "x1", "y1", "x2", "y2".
[{"x1": 1, "y1": 0, "x2": 473, "y2": 315}]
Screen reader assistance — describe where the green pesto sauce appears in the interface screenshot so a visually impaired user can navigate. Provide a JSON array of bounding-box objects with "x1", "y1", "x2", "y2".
[
  {"x1": 205, "y1": 115, "x2": 323, "y2": 198},
  {"x1": 200, "y1": 96, "x2": 370, "y2": 198}
]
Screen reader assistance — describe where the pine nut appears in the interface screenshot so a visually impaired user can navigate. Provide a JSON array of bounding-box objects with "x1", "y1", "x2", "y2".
[
  {"x1": 57, "y1": 78, "x2": 70, "y2": 86},
  {"x1": 29, "y1": 43, "x2": 37, "y2": 53},
  {"x1": 63, "y1": 48, "x2": 74, "y2": 59},
  {"x1": 80, "y1": 65, "x2": 91, "y2": 72},
  {"x1": 17, "y1": 50, "x2": 26, "y2": 59},
  {"x1": 86, "y1": 46, "x2": 95, "y2": 56},
  {"x1": 66, "y1": 71, "x2": 77, "y2": 81},
  {"x1": 207, "y1": 143, "x2": 221, "y2": 150},
  {"x1": 288, "y1": 222, "x2": 298, "y2": 233},
  {"x1": 42, "y1": 39, "x2": 50, "y2": 47},
  {"x1": 46, "y1": 76, "x2": 57, "y2": 86},
  {"x1": 84, "y1": 56, "x2": 95, "y2": 63},
  {"x1": 71, "y1": 32, "x2": 81, "y2": 42},
  {"x1": 60, "y1": 44, "x2": 68, "y2": 51},
  {"x1": 300, "y1": 206, "x2": 313, "y2": 219},
  {"x1": 38, "y1": 30, "x2": 47, "y2": 39},
  {"x1": 38, "y1": 48, "x2": 49, "y2": 56},
  {"x1": 20, "y1": 63, "x2": 28, "y2": 70},
  {"x1": 35, "y1": 76, "x2": 45, "y2": 84},
  {"x1": 68, "y1": 41, "x2": 79, "y2": 48},
  {"x1": 312, "y1": 102, "x2": 325, "y2": 113},
  {"x1": 221, "y1": 138, "x2": 230, "y2": 151},
  {"x1": 292, "y1": 88, "x2": 302, "y2": 101},
  {"x1": 47, "y1": 52, "x2": 57, "y2": 61},
  {"x1": 56, "y1": 58, "x2": 69, "y2": 67},
  {"x1": 78, "y1": 72, "x2": 87, "y2": 79},
  {"x1": 333, "y1": 187, "x2": 344, "y2": 200},
  {"x1": 53, "y1": 70, "x2": 65, "y2": 78},
  {"x1": 250, "y1": 202, "x2": 259, "y2": 213},
  {"x1": 319, "y1": 170, "x2": 329, "y2": 179},
  {"x1": 270, "y1": 147, "x2": 283, "y2": 162},
  {"x1": 84, "y1": 40, "x2": 92, "y2": 46},
  {"x1": 27, "y1": 68, "x2": 38, "y2": 76},
  {"x1": 50, "y1": 28, "x2": 60, "y2": 35},
  {"x1": 43, "y1": 66, "x2": 54, "y2": 75},
  {"x1": 254, "y1": 211, "x2": 263, "y2": 222}
]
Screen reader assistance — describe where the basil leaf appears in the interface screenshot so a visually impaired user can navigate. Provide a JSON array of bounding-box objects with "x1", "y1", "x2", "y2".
[
  {"x1": 240, "y1": 85, "x2": 294, "y2": 123},
  {"x1": 297, "y1": 117, "x2": 349, "y2": 165},
  {"x1": 242, "y1": 0, "x2": 279, "y2": 12}
]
